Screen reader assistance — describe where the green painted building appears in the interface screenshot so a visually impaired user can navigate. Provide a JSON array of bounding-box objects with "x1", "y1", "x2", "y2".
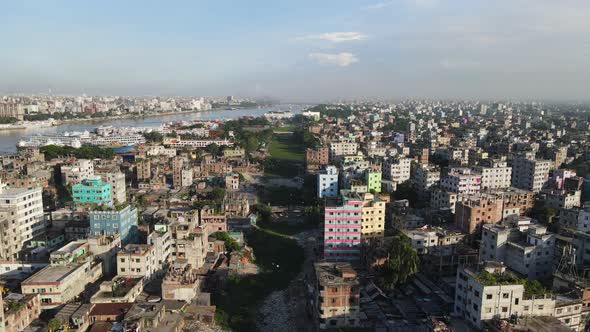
[
  {"x1": 365, "y1": 171, "x2": 382, "y2": 193},
  {"x1": 72, "y1": 176, "x2": 112, "y2": 204}
]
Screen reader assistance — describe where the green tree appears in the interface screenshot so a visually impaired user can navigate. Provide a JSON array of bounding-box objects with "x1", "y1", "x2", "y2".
[
  {"x1": 143, "y1": 131, "x2": 164, "y2": 143},
  {"x1": 378, "y1": 234, "x2": 419, "y2": 290},
  {"x1": 46, "y1": 318, "x2": 61, "y2": 332},
  {"x1": 524, "y1": 279, "x2": 547, "y2": 297},
  {"x1": 245, "y1": 135, "x2": 258, "y2": 152},
  {"x1": 0, "y1": 117, "x2": 18, "y2": 124},
  {"x1": 213, "y1": 232, "x2": 241, "y2": 252},
  {"x1": 206, "y1": 143, "x2": 220, "y2": 156},
  {"x1": 211, "y1": 187, "x2": 226, "y2": 204}
]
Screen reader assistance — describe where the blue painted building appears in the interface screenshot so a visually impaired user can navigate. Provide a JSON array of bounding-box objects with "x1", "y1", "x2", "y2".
[
  {"x1": 89, "y1": 205, "x2": 138, "y2": 245},
  {"x1": 72, "y1": 176, "x2": 112, "y2": 204}
]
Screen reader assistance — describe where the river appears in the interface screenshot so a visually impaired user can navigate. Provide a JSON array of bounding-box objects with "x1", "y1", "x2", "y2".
[{"x1": 0, "y1": 105, "x2": 305, "y2": 154}]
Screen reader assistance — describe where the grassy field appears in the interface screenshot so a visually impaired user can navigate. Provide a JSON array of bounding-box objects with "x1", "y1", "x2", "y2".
[
  {"x1": 268, "y1": 133, "x2": 305, "y2": 161},
  {"x1": 264, "y1": 133, "x2": 305, "y2": 177},
  {"x1": 213, "y1": 227, "x2": 304, "y2": 331},
  {"x1": 273, "y1": 125, "x2": 296, "y2": 132}
]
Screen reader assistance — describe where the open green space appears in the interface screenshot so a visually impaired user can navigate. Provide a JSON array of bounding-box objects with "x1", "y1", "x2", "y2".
[
  {"x1": 268, "y1": 133, "x2": 304, "y2": 161},
  {"x1": 263, "y1": 133, "x2": 305, "y2": 178},
  {"x1": 213, "y1": 227, "x2": 304, "y2": 331},
  {"x1": 273, "y1": 125, "x2": 296, "y2": 132}
]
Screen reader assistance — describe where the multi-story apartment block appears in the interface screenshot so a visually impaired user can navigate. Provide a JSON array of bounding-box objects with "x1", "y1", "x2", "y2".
[
  {"x1": 360, "y1": 192, "x2": 385, "y2": 239},
  {"x1": 225, "y1": 173, "x2": 239, "y2": 191},
  {"x1": 87, "y1": 234, "x2": 122, "y2": 277},
  {"x1": 402, "y1": 226, "x2": 465, "y2": 255},
  {"x1": 313, "y1": 263, "x2": 360, "y2": 329},
  {"x1": 0, "y1": 293, "x2": 41, "y2": 332},
  {"x1": 223, "y1": 147, "x2": 245, "y2": 158},
  {"x1": 169, "y1": 222, "x2": 208, "y2": 269},
  {"x1": 454, "y1": 195, "x2": 503, "y2": 234},
  {"x1": 440, "y1": 168, "x2": 481, "y2": 195},
  {"x1": 89, "y1": 205, "x2": 138, "y2": 245},
  {"x1": 0, "y1": 102, "x2": 24, "y2": 120},
  {"x1": 145, "y1": 145, "x2": 177, "y2": 158},
  {"x1": 481, "y1": 223, "x2": 556, "y2": 279},
  {"x1": 0, "y1": 183, "x2": 44, "y2": 255},
  {"x1": 491, "y1": 187, "x2": 536, "y2": 216},
  {"x1": 323, "y1": 192, "x2": 363, "y2": 261},
  {"x1": 544, "y1": 190, "x2": 582, "y2": 210},
  {"x1": 172, "y1": 156, "x2": 187, "y2": 189},
  {"x1": 318, "y1": 166, "x2": 339, "y2": 198},
  {"x1": 117, "y1": 244, "x2": 159, "y2": 282},
  {"x1": 61, "y1": 159, "x2": 95, "y2": 185},
  {"x1": 136, "y1": 159, "x2": 151, "y2": 181},
  {"x1": 147, "y1": 227, "x2": 172, "y2": 269},
  {"x1": 412, "y1": 163, "x2": 440, "y2": 198},
  {"x1": 329, "y1": 141, "x2": 358, "y2": 161},
  {"x1": 473, "y1": 159, "x2": 512, "y2": 190},
  {"x1": 99, "y1": 170, "x2": 126, "y2": 204},
  {"x1": 455, "y1": 263, "x2": 556, "y2": 329},
  {"x1": 511, "y1": 152, "x2": 551, "y2": 192},
  {"x1": 364, "y1": 170, "x2": 381, "y2": 193},
  {"x1": 306, "y1": 147, "x2": 329, "y2": 170},
  {"x1": 430, "y1": 188, "x2": 459, "y2": 213},
  {"x1": 558, "y1": 207, "x2": 588, "y2": 231},
  {"x1": 0, "y1": 206, "x2": 23, "y2": 260},
  {"x1": 21, "y1": 241, "x2": 103, "y2": 309},
  {"x1": 547, "y1": 146, "x2": 568, "y2": 170},
  {"x1": 72, "y1": 176, "x2": 112, "y2": 204},
  {"x1": 575, "y1": 208, "x2": 590, "y2": 232},
  {"x1": 382, "y1": 157, "x2": 411, "y2": 184}
]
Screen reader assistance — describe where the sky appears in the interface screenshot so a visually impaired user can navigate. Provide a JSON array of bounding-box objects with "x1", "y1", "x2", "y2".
[{"x1": 1, "y1": 0, "x2": 589, "y2": 102}]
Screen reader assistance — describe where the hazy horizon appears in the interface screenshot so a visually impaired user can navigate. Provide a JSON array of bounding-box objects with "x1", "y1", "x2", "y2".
[{"x1": 2, "y1": 1, "x2": 590, "y2": 102}]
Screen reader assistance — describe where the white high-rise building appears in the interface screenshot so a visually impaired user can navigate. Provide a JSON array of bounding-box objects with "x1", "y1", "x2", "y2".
[
  {"x1": 440, "y1": 168, "x2": 481, "y2": 195},
  {"x1": 412, "y1": 164, "x2": 440, "y2": 196},
  {"x1": 473, "y1": 159, "x2": 512, "y2": 190},
  {"x1": 382, "y1": 157, "x2": 411, "y2": 184},
  {"x1": 329, "y1": 141, "x2": 358, "y2": 161},
  {"x1": 100, "y1": 170, "x2": 127, "y2": 204},
  {"x1": 318, "y1": 166, "x2": 339, "y2": 198},
  {"x1": 455, "y1": 262, "x2": 582, "y2": 330},
  {"x1": 0, "y1": 183, "x2": 44, "y2": 259},
  {"x1": 61, "y1": 159, "x2": 94, "y2": 185},
  {"x1": 511, "y1": 152, "x2": 551, "y2": 192}
]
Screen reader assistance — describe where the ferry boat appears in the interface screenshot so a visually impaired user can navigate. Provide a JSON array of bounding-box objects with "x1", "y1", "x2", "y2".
[{"x1": 17, "y1": 130, "x2": 145, "y2": 149}]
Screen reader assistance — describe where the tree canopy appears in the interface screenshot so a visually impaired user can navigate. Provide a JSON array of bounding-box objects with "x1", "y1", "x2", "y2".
[{"x1": 378, "y1": 234, "x2": 419, "y2": 290}]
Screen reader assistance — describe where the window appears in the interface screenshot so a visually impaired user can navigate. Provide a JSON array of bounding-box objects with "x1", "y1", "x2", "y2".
[
  {"x1": 502, "y1": 307, "x2": 508, "y2": 313},
  {"x1": 503, "y1": 293, "x2": 509, "y2": 299},
  {"x1": 486, "y1": 294, "x2": 493, "y2": 300}
]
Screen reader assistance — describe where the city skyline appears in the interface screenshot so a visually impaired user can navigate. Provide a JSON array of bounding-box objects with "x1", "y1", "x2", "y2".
[{"x1": 2, "y1": 0, "x2": 590, "y2": 102}]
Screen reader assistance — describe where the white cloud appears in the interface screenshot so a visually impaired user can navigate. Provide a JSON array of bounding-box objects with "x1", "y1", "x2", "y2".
[
  {"x1": 309, "y1": 53, "x2": 359, "y2": 67},
  {"x1": 298, "y1": 32, "x2": 367, "y2": 43},
  {"x1": 365, "y1": 1, "x2": 393, "y2": 10}
]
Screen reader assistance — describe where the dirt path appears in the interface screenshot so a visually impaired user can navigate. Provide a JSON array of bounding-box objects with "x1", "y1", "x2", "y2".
[{"x1": 256, "y1": 230, "x2": 319, "y2": 332}]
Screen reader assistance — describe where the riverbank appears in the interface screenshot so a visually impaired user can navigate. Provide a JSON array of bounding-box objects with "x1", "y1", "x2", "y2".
[
  {"x1": 0, "y1": 107, "x2": 268, "y2": 131},
  {"x1": 0, "y1": 105, "x2": 306, "y2": 154},
  {"x1": 55, "y1": 107, "x2": 269, "y2": 125}
]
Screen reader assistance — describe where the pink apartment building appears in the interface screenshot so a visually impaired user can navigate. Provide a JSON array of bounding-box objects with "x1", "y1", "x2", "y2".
[{"x1": 323, "y1": 191, "x2": 362, "y2": 261}]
